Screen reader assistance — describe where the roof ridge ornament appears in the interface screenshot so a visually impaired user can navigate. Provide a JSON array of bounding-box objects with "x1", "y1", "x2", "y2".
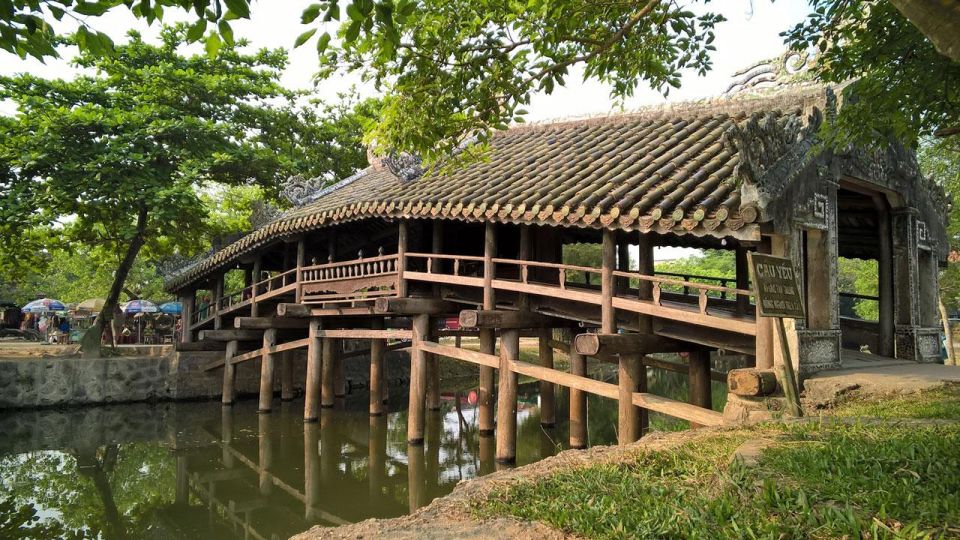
[{"x1": 724, "y1": 50, "x2": 816, "y2": 96}]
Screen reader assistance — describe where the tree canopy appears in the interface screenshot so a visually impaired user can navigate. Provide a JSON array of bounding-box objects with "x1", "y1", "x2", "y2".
[{"x1": 0, "y1": 25, "x2": 370, "y2": 355}]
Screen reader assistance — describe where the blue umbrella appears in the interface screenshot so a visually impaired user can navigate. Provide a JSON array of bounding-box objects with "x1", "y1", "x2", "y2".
[
  {"x1": 22, "y1": 298, "x2": 67, "y2": 313},
  {"x1": 122, "y1": 299, "x2": 159, "y2": 313},
  {"x1": 159, "y1": 301, "x2": 182, "y2": 315}
]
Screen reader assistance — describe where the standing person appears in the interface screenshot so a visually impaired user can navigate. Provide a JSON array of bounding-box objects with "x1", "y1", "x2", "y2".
[
  {"x1": 198, "y1": 295, "x2": 210, "y2": 320},
  {"x1": 59, "y1": 317, "x2": 71, "y2": 344}
]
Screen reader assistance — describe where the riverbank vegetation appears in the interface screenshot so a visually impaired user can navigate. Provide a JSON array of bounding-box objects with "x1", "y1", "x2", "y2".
[{"x1": 476, "y1": 385, "x2": 960, "y2": 539}]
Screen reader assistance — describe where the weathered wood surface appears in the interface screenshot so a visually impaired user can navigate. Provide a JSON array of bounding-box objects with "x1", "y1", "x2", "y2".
[
  {"x1": 574, "y1": 333, "x2": 687, "y2": 356},
  {"x1": 234, "y1": 317, "x2": 311, "y2": 329},
  {"x1": 727, "y1": 368, "x2": 778, "y2": 397},
  {"x1": 458, "y1": 309, "x2": 551, "y2": 329},
  {"x1": 374, "y1": 297, "x2": 458, "y2": 314},
  {"x1": 199, "y1": 329, "x2": 264, "y2": 342}
]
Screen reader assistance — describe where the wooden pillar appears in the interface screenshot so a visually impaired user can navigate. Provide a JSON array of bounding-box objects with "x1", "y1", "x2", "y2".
[
  {"x1": 637, "y1": 233, "x2": 654, "y2": 333},
  {"x1": 735, "y1": 246, "x2": 750, "y2": 315},
  {"x1": 478, "y1": 222, "x2": 496, "y2": 435},
  {"x1": 221, "y1": 405, "x2": 234, "y2": 467},
  {"x1": 538, "y1": 328, "x2": 556, "y2": 427},
  {"x1": 397, "y1": 220, "x2": 409, "y2": 297},
  {"x1": 406, "y1": 443, "x2": 425, "y2": 511},
  {"x1": 296, "y1": 237, "x2": 307, "y2": 302},
  {"x1": 426, "y1": 325, "x2": 440, "y2": 410},
  {"x1": 368, "y1": 415, "x2": 387, "y2": 502},
  {"x1": 407, "y1": 313, "x2": 430, "y2": 444},
  {"x1": 305, "y1": 319, "x2": 321, "y2": 421},
  {"x1": 431, "y1": 221, "x2": 443, "y2": 297},
  {"x1": 333, "y1": 341, "x2": 345, "y2": 398},
  {"x1": 688, "y1": 349, "x2": 713, "y2": 428},
  {"x1": 370, "y1": 321, "x2": 385, "y2": 416},
  {"x1": 321, "y1": 338, "x2": 335, "y2": 407},
  {"x1": 212, "y1": 273, "x2": 224, "y2": 330},
  {"x1": 258, "y1": 328, "x2": 277, "y2": 413},
  {"x1": 806, "y1": 230, "x2": 832, "y2": 330},
  {"x1": 877, "y1": 205, "x2": 895, "y2": 357},
  {"x1": 496, "y1": 328, "x2": 520, "y2": 463},
  {"x1": 601, "y1": 229, "x2": 616, "y2": 334},
  {"x1": 518, "y1": 225, "x2": 531, "y2": 310},
  {"x1": 180, "y1": 291, "x2": 195, "y2": 343},
  {"x1": 250, "y1": 257, "x2": 262, "y2": 317},
  {"x1": 280, "y1": 350, "x2": 294, "y2": 401},
  {"x1": 617, "y1": 237, "x2": 630, "y2": 295},
  {"x1": 617, "y1": 352, "x2": 641, "y2": 444},
  {"x1": 222, "y1": 339, "x2": 238, "y2": 405},
  {"x1": 569, "y1": 340, "x2": 588, "y2": 449}
]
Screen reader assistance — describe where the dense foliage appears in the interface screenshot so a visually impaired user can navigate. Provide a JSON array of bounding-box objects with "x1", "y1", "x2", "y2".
[{"x1": 0, "y1": 26, "x2": 370, "y2": 354}]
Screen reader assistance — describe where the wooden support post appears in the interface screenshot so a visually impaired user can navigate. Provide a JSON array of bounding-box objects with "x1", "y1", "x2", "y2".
[
  {"x1": 258, "y1": 328, "x2": 277, "y2": 413},
  {"x1": 375, "y1": 297, "x2": 458, "y2": 315},
  {"x1": 296, "y1": 237, "x2": 307, "y2": 303},
  {"x1": 234, "y1": 317, "x2": 311, "y2": 329},
  {"x1": 370, "y1": 320, "x2": 385, "y2": 416},
  {"x1": 688, "y1": 349, "x2": 712, "y2": 428},
  {"x1": 569, "y1": 340, "x2": 588, "y2": 449},
  {"x1": 397, "y1": 220, "x2": 409, "y2": 297},
  {"x1": 407, "y1": 314, "x2": 430, "y2": 444},
  {"x1": 407, "y1": 444, "x2": 425, "y2": 512},
  {"x1": 479, "y1": 221, "x2": 497, "y2": 436},
  {"x1": 321, "y1": 338, "x2": 335, "y2": 407},
  {"x1": 617, "y1": 238, "x2": 630, "y2": 295},
  {"x1": 431, "y1": 220, "x2": 443, "y2": 297},
  {"x1": 213, "y1": 273, "x2": 224, "y2": 330},
  {"x1": 460, "y1": 309, "x2": 550, "y2": 329},
  {"x1": 222, "y1": 339, "x2": 238, "y2": 405},
  {"x1": 575, "y1": 333, "x2": 686, "y2": 356},
  {"x1": 180, "y1": 291, "x2": 195, "y2": 343},
  {"x1": 304, "y1": 422, "x2": 320, "y2": 521},
  {"x1": 601, "y1": 229, "x2": 616, "y2": 334},
  {"x1": 518, "y1": 225, "x2": 531, "y2": 310},
  {"x1": 280, "y1": 350, "x2": 294, "y2": 401},
  {"x1": 735, "y1": 246, "x2": 750, "y2": 315},
  {"x1": 618, "y1": 352, "x2": 642, "y2": 444},
  {"x1": 251, "y1": 257, "x2": 262, "y2": 317},
  {"x1": 538, "y1": 328, "x2": 556, "y2": 427},
  {"x1": 426, "y1": 325, "x2": 440, "y2": 411},
  {"x1": 304, "y1": 319, "x2": 321, "y2": 422},
  {"x1": 496, "y1": 328, "x2": 520, "y2": 463},
  {"x1": 333, "y1": 340, "x2": 345, "y2": 398},
  {"x1": 637, "y1": 233, "x2": 654, "y2": 333},
  {"x1": 754, "y1": 241, "x2": 775, "y2": 369}
]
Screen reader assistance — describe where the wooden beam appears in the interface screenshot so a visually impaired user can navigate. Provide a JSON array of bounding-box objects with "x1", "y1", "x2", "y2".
[
  {"x1": 569, "y1": 337, "x2": 587, "y2": 449},
  {"x1": 618, "y1": 352, "x2": 641, "y2": 444},
  {"x1": 304, "y1": 320, "x2": 321, "y2": 421},
  {"x1": 315, "y1": 329, "x2": 412, "y2": 340},
  {"x1": 407, "y1": 314, "x2": 429, "y2": 445},
  {"x1": 374, "y1": 297, "x2": 458, "y2": 315},
  {"x1": 199, "y1": 329, "x2": 264, "y2": 342},
  {"x1": 258, "y1": 328, "x2": 277, "y2": 413},
  {"x1": 418, "y1": 341, "x2": 499, "y2": 369},
  {"x1": 276, "y1": 303, "x2": 312, "y2": 317},
  {"x1": 688, "y1": 349, "x2": 712, "y2": 428},
  {"x1": 574, "y1": 333, "x2": 688, "y2": 356},
  {"x1": 234, "y1": 317, "x2": 311, "y2": 329},
  {"x1": 369, "y1": 319, "x2": 385, "y2": 417},
  {"x1": 177, "y1": 341, "x2": 225, "y2": 352},
  {"x1": 459, "y1": 309, "x2": 551, "y2": 329},
  {"x1": 727, "y1": 368, "x2": 778, "y2": 397},
  {"x1": 496, "y1": 328, "x2": 520, "y2": 463},
  {"x1": 222, "y1": 340, "x2": 238, "y2": 405},
  {"x1": 601, "y1": 229, "x2": 616, "y2": 334},
  {"x1": 538, "y1": 328, "x2": 556, "y2": 428}
]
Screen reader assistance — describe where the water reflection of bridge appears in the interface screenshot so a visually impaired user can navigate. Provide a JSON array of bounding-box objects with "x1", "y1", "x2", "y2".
[{"x1": 176, "y1": 401, "x2": 500, "y2": 538}]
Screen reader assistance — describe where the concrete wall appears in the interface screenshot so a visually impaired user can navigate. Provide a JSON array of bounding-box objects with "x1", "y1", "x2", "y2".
[{"x1": 0, "y1": 348, "x2": 411, "y2": 410}]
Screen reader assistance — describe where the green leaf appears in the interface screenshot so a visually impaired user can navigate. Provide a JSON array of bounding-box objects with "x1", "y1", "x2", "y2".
[
  {"x1": 218, "y1": 20, "x2": 233, "y2": 46},
  {"x1": 204, "y1": 32, "x2": 221, "y2": 57},
  {"x1": 186, "y1": 19, "x2": 207, "y2": 42},
  {"x1": 223, "y1": 0, "x2": 250, "y2": 19},
  {"x1": 301, "y1": 3, "x2": 322, "y2": 23},
  {"x1": 344, "y1": 20, "x2": 361, "y2": 41},
  {"x1": 346, "y1": 3, "x2": 364, "y2": 22},
  {"x1": 294, "y1": 28, "x2": 316, "y2": 48},
  {"x1": 316, "y1": 31, "x2": 331, "y2": 53}
]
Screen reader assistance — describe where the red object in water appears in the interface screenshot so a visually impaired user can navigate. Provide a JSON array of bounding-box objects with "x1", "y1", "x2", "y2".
[{"x1": 467, "y1": 390, "x2": 478, "y2": 406}]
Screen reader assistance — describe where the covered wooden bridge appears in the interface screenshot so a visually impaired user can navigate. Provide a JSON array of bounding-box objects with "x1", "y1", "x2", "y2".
[{"x1": 166, "y1": 85, "x2": 948, "y2": 461}]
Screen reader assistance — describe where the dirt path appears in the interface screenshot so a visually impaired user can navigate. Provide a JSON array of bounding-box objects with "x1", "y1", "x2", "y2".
[{"x1": 292, "y1": 429, "x2": 717, "y2": 540}]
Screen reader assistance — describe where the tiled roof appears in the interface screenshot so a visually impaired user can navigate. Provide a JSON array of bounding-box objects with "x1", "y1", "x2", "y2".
[{"x1": 166, "y1": 86, "x2": 829, "y2": 290}]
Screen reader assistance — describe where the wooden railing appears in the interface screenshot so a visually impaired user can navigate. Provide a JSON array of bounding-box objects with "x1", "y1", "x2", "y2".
[
  {"x1": 299, "y1": 254, "x2": 399, "y2": 304},
  {"x1": 624, "y1": 272, "x2": 752, "y2": 317},
  {"x1": 254, "y1": 268, "x2": 298, "y2": 297}
]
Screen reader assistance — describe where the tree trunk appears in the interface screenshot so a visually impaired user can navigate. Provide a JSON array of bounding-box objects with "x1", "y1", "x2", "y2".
[
  {"x1": 890, "y1": 0, "x2": 960, "y2": 63},
  {"x1": 81, "y1": 206, "x2": 149, "y2": 359},
  {"x1": 939, "y1": 295, "x2": 955, "y2": 365}
]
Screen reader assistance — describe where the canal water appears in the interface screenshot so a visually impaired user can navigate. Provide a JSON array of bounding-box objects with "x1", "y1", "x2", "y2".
[{"x1": 0, "y1": 360, "x2": 736, "y2": 539}]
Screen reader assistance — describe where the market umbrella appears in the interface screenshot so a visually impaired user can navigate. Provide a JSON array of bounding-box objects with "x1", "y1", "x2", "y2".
[
  {"x1": 159, "y1": 301, "x2": 182, "y2": 315},
  {"x1": 122, "y1": 299, "x2": 159, "y2": 314},
  {"x1": 76, "y1": 298, "x2": 107, "y2": 312},
  {"x1": 22, "y1": 298, "x2": 67, "y2": 313}
]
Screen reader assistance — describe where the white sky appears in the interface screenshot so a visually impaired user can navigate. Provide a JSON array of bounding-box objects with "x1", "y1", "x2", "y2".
[{"x1": 0, "y1": 0, "x2": 812, "y2": 259}]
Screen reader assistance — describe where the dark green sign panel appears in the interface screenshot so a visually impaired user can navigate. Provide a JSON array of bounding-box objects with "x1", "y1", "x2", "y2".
[{"x1": 748, "y1": 253, "x2": 805, "y2": 319}]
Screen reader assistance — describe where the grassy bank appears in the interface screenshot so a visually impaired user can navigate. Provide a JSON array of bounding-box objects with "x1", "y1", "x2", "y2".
[{"x1": 475, "y1": 385, "x2": 960, "y2": 539}]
